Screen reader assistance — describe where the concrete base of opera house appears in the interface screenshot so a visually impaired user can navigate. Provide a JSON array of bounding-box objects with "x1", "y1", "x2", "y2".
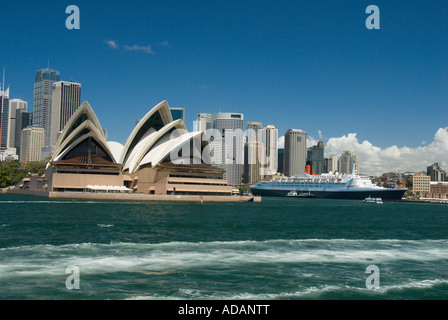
[{"x1": 7, "y1": 189, "x2": 261, "y2": 203}]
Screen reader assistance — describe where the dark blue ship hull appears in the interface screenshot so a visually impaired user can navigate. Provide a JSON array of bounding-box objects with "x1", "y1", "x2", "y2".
[{"x1": 250, "y1": 187, "x2": 406, "y2": 201}]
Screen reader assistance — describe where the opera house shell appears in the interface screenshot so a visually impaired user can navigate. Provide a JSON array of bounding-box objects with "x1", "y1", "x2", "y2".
[{"x1": 19, "y1": 101, "x2": 232, "y2": 196}]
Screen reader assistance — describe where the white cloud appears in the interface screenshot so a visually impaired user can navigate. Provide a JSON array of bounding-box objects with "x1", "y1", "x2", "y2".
[
  {"x1": 278, "y1": 128, "x2": 448, "y2": 176},
  {"x1": 324, "y1": 128, "x2": 448, "y2": 175},
  {"x1": 105, "y1": 40, "x2": 119, "y2": 49},
  {"x1": 105, "y1": 40, "x2": 155, "y2": 55},
  {"x1": 123, "y1": 44, "x2": 155, "y2": 55},
  {"x1": 278, "y1": 136, "x2": 284, "y2": 149},
  {"x1": 307, "y1": 135, "x2": 318, "y2": 148}
]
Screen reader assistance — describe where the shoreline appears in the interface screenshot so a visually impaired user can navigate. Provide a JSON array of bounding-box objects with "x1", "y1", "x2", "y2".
[
  {"x1": 6, "y1": 189, "x2": 261, "y2": 203},
  {"x1": 401, "y1": 199, "x2": 448, "y2": 204}
]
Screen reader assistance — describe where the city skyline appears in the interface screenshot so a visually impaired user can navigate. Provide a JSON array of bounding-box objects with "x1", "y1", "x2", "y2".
[{"x1": 1, "y1": 0, "x2": 447, "y2": 175}]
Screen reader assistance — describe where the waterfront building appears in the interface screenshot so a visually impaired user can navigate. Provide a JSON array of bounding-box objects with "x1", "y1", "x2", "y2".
[
  {"x1": 211, "y1": 112, "x2": 244, "y2": 186},
  {"x1": 426, "y1": 163, "x2": 447, "y2": 182},
  {"x1": 32, "y1": 68, "x2": 61, "y2": 148},
  {"x1": 429, "y1": 182, "x2": 448, "y2": 199},
  {"x1": 413, "y1": 172, "x2": 431, "y2": 197},
  {"x1": 49, "y1": 81, "x2": 81, "y2": 147},
  {"x1": 338, "y1": 150, "x2": 359, "y2": 174},
  {"x1": 20, "y1": 126, "x2": 45, "y2": 162},
  {"x1": 284, "y1": 129, "x2": 307, "y2": 177},
  {"x1": 16, "y1": 101, "x2": 231, "y2": 196},
  {"x1": 307, "y1": 141, "x2": 324, "y2": 175}
]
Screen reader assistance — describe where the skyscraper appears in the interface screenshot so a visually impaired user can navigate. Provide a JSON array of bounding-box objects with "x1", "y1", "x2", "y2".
[
  {"x1": 307, "y1": 141, "x2": 324, "y2": 175},
  {"x1": 246, "y1": 121, "x2": 263, "y2": 143},
  {"x1": 284, "y1": 129, "x2": 307, "y2": 177},
  {"x1": 243, "y1": 141, "x2": 265, "y2": 184},
  {"x1": 260, "y1": 125, "x2": 278, "y2": 176},
  {"x1": 32, "y1": 68, "x2": 61, "y2": 147},
  {"x1": 0, "y1": 86, "x2": 9, "y2": 149},
  {"x1": 211, "y1": 112, "x2": 244, "y2": 186},
  {"x1": 338, "y1": 150, "x2": 359, "y2": 174},
  {"x1": 7, "y1": 99, "x2": 27, "y2": 149},
  {"x1": 20, "y1": 126, "x2": 45, "y2": 162},
  {"x1": 49, "y1": 81, "x2": 81, "y2": 146},
  {"x1": 277, "y1": 148, "x2": 284, "y2": 174}
]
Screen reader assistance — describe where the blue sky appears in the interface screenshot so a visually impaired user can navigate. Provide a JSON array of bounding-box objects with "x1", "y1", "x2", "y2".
[{"x1": 1, "y1": 0, "x2": 447, "y2": 155}]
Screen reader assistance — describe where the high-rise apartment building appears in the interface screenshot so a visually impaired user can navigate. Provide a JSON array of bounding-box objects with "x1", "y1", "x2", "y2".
[
  {"x1": 338, "y1": 150, "x2": 359, "y2": 174},
  {"x1": 260, "y1": 125, "x2": 278, "y2": 176},
  {"x1": 307, "y1": 141, "x2": 324, "y2": 175},
  {"x1": 211, "y1": 112, "x2": 244, "y2": 185},
  {"x1": 50, "y1": 81, "x2": 81, "y2": 146},
  {"x1": 284, "y1": 129, "x2": 307, "y2": 177},
  {"x1": 20, "y1": 126, "x2": 45, "y2": 162},
  {"x1": 32, "y1": 68, "x2": 61, "y2": 147}
]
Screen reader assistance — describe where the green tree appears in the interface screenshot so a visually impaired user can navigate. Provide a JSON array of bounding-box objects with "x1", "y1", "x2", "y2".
[
  {"x1": 0, "y1": 160, "x2": 46, "y2": 188},
  {"x1": 406, "y1": 175, "x2": 413, "y2": 189}
]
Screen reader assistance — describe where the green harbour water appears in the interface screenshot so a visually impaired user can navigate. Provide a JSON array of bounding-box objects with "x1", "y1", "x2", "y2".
[{"x1": 1, "y1": 193, "x2": 448, "y2": 300}]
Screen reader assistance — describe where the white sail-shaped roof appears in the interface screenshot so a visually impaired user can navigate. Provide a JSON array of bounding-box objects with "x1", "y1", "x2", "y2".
[
  {"x1": 136, "y1": 131, "x2": 203, "y2": 171},
  {"x1": 50, "y1": 101, "x2": 117, "y2": 166},
  {"x1": 124, "y1": 119, "x2": 187, "y2": 174},
  {"x1": 120, "y1": 100, "x2": 173, "y2": 164}
]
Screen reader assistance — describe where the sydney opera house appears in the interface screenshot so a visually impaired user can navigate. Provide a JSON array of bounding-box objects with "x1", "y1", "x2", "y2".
[{"x1": 18, "y1": 101, "x2": 233, "y2": 196}]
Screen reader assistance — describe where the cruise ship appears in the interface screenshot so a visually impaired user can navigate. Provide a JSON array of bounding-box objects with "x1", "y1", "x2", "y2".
[{"x1": 250, "y1": 166, "x2": 406, "y2": 201}]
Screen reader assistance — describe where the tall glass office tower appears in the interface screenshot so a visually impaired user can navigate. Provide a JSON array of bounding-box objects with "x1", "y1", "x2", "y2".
[
  {"x1": 32, "y1": 68, "x2": 61, "y2": 147},
  {"x1": 49, "y1": 81, "x2": 81, "y2": 146},
  {"x1": 211, "y1": 112, "x2": 244, "y2": 186}
]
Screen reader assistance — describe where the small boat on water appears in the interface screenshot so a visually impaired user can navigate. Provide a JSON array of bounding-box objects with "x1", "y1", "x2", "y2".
[{"x1": 363, "y1": 196, "x2": 383, "y2": 204}]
